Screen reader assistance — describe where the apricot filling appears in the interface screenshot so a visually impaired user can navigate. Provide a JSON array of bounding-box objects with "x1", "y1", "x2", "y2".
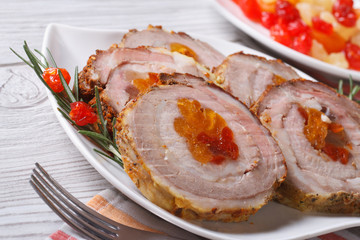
[
  {"x1": 298, "y1": 106, "x2": 350, "y2": 164},
  {"x1": 174, "y1": 98, "x2": 239, "y2": 165},
  {"x1": 170, "y1": 43, "x2": 198, "y2": 61},
  {"x1": 272, "y1": 74, "x2": 287, "y2": 85},
  {"x1": 132, "y1": 73, "x2": 159, "y2": 94}
]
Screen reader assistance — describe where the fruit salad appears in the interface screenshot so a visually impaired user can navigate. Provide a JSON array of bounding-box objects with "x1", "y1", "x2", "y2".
[{"x1": 233, "y1": 0, "x2": 360, "y2": 70}]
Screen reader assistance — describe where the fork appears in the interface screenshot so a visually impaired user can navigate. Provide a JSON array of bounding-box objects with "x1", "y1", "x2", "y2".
[{"x1": 30, "y1": 163, "x2": 182, "y2": 240}]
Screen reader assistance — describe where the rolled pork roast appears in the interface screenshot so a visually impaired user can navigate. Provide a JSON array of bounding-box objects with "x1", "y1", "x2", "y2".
[
  {"x1": 214, "y1": 52, "x2": 300, "y2": 107},
  {"x1": 120, "y1": 25, "x2": 225, "y2": 69},
  {"x1": 252, "y1": 79, "x2": 360, "y2": 214},
  {"x1": 79, "y1": 46, "x2": 212, "y2": 128},
  {"x1": 115, "y1": 73, "x2": 286, "y2": 222}
]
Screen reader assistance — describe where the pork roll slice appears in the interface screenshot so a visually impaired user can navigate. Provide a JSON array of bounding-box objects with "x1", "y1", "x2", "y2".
[
  {"x1": 84, "y1": 47, "x2": 212, "y2": 130},
  {"x1": 252, "y1": 79, "x2": 360, "y2": 214},
  {"x1": 116, "y1": 73, "x2": 286, "y2": 222},
  {"x1": 214, "y1": 52, "x2": 300, "y2": 107},
  {"x1": 79, "y1": 46, "x2": 210, "y2": 101},
  {"x1": 120, "y1": 25, "x2": 225, "y2": 69}
]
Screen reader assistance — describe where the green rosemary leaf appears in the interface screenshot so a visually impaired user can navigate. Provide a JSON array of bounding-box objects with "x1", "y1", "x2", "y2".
[
  {"x1": 73, "y1": 66, "x2": 79, "y2": 101},
  {"x1": 78, "y1": 130, "x2": 113, "y2": 144},
  {"x1": 23, "y1": 42, "x2": 43, "y2": 74},
  {"x1": 9, "y1": 47, "x2": 34, "y2": 68},
  {"x1": 58, "y1": 69, "x2": 76, "y2": 103},
  {"x1": 56, "y1": 97, "x2": 71, "y2": 113},
  {"x1": 47, "y1": 48, "x2": 58, "y2": 68},
  {"x1": 112, "y1": 117, "x2": 117, "y2": 145},
  {"x1": 34, "y1": 49, "x2": 50, "y2": 68},
  {"x1": 350, "y1": 85, "x2": 360, "y2": 100},
  {"x1": 95, "y1": 86, "x2": 110, "y2": 138},
  {"x1": 349, "y1": 75, "x2": 353, "y2": 97},
  {"x1": 58, "y1": 108, "x2": 76, "y2": 124},
  {"x1": 23, "y1": 43, "x2": 56, "y2": 95},
  {"x1": 94, "y1": 149, "x2": 123, "y2": 167},
  {"x1": 108, "y1": 144, "x2": 122, "y2": 161},
  {"x1": 114, "y1": 156, "x2": 124, "y2": 167},
  {"x1": 337, "y1": 80, "x2": 343, "y2": 95},
  {"x1": 27, "y1": 49, "x2": 47, "y2": 69}
]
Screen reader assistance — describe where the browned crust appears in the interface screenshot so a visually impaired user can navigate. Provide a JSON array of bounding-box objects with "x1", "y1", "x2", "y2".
[
  {"x1": 78, "y1": 51, "x2": 105, "y2": 102},
  {"x1": 78, "y1": 45, "x2": 120, "y2": 102},
  {"x1": 275, "y1": 181, "x2": 360, "y2": 214},
  {"x1": 121, "y1": 24, "x2": 197, "y2": 47},
  {"x1": 251, "y1": 78, "x2": 360, "y2": 214},
  {"x1": 88, "y1": 92, "x2": 117, "y2": 134},
  {"x1": 115, "y1": 80, "x2": 286, "y2": 222}
]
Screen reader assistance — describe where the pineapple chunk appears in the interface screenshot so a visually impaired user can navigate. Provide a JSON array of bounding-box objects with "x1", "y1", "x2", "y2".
[
  {"x1": 310, "y1": 40, "x2": 328, "y2": 61},
  {"x1": 319, "y1": 11, "x2": 335, "y2": 24},
  {"x1": 325, "y1": 52, "x2": 349, "y2": 69},
  {"x1": 296, "y1": 3, "x2": 322, "y2": 26},
  {"x1": 299, "y1": 0, "x2": 332, "y2": 11},
  {"x1": 350, "y1": 32, "x2": 360, "y2": 46}
]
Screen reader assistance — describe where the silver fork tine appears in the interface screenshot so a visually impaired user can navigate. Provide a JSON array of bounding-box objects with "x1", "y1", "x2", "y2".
[
  {"x1": 30, "y1": 176, "x2": 108, "y2": 240},
  {"x1": 30, "y1": 169, "x2": 117, "y2": 240},
  {"x1": 32, "y1": 163, "x2": 118, "y2": 234},
  {"x1": 30, "y1": 163, "x2": 186, "y2": 240}
]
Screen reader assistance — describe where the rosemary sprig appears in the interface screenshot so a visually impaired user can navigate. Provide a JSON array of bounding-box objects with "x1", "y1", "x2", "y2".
[
  {"x1": 73, "y1": 66, "x2": 79, "y2": 102},
  {"x1": 11, "y1": 42, "x2": 123, "y2": 167},
  {"x1": 337, "y1": 75, "x2": 360, "y2": 103}
]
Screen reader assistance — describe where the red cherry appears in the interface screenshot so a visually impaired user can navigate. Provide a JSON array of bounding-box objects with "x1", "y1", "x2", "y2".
[
  {"x1": 233, "y1": 0, "x2": 261, "y2": 21},
  {"x1": 312, "y1": 16, "x2": 333, "y2": 35},
  {"x1": 275, "y1": 0, "x2": 300, "y2": 24},
  {"x1": 42, "y1": 68, "x2": 71, "y2": 93},
  {"x1": 261, "y1": 11, "x2": 278, "y2": 29},
  {"x1": 344, "y1": 42, "x2": 360, "y2": 70},
  {"x1": 293, "y1": 31, "x2": 313, "y2": 55},
  {"x1": 332, "y1": 0, "x2": 357, "y2": 27},
  {"x1": 270, "y1": 22, "x2": 292, "y2": 47},
  {"x1": 69, "y1": 101, "x2": 98, "y2": 126}
]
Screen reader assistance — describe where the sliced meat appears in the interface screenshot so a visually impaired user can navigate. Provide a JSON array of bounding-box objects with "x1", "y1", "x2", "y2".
[
  {"x1": 85, "y1": 48, "x2": 212, "y2": 129},
  {"x1": 252, "y1": 79, "x2": 360, "y2": 214},
  {"x1": 79, "y1": 46, "x2": 210, "y2": 101},
  {"x1": 120, "y1": 25, "x2": 225, "y2": 69},
  {"x1": 78, "y1": 47, "x2": 171, "y2": 101},
  {"x1": 116, "y1": 73, "x2": 286, "y2": 222},
  {"x1": 214, "y1": 52, "x2": 300, "y2": 107},
  {"x1": 102, "y1": 53, "x2": 210, "y2": 114}
]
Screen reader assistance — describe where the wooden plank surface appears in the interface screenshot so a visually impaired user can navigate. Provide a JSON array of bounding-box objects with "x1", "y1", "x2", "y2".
[{"x1": 0, "y1": 0, "x2": 358, "y2": 239}]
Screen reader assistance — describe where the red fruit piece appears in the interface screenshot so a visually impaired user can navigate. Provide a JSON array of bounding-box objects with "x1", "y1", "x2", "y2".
[
  {"x1": 261, "y1": 11, "x2": 278, "y2": 29},
  {"x1": 287, "y1": 18, "x2": 310, "y2": 36},
  {"x1": 69, "y1": 101, "x2": 98, "y2": 126},
  {"x1": 275, "y1": 0, "x2": 300, "y2": 24},
  {"x1": 311, "y1": 29, "x2": 346, "y2": 53},
  {"x1": 233, "y1": 0, "x2": 261, "y2": 21},
  {"x1": 270, "y1": 22, "x2": 292, "y2": 47},
  {"x1": 312, "y1": 16, "x2": 333, "y2": 35},
  {"x1": 42, "y1": 68, "x2": 71, "y2": 93},
  {"x1": 332, "y1": 0, "x2": 357, "y2": 27},
  {"x1": 293, "y1": 31, "x2": 313, "y2": 55},
  {"x1": 345, "y1": 42, "x2": 360, "y2": 70}
]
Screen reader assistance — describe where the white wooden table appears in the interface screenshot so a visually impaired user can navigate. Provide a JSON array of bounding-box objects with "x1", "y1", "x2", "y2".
[{"x1": 0, "y1": 0, "x2": 357, "y2": 239}]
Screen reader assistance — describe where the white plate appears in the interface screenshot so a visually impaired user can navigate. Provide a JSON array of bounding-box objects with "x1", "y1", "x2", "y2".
[
  {"x1": 42, "y1": 23, "x2": 360, "y2": 240},
  {"x1": 212, "y1": 0, "x2": 360, "y2": 82}
]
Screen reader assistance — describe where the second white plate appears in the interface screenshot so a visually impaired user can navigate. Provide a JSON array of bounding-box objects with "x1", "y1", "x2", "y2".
[{"x1": 212, "y1": 0, "x2": 360, "y2": 82}]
